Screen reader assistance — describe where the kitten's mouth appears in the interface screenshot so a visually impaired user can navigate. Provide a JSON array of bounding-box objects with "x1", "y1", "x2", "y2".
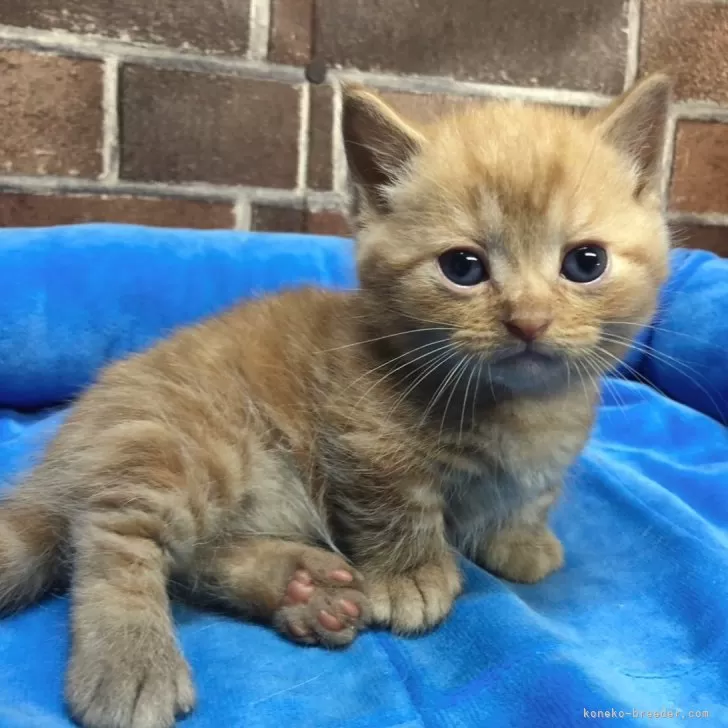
[
  {"x1": 488, "y1": 342, "x2": 559, "y2": 365},
  {"x1": 482, "y1": 342, "x2": 569, "y2": 395}
]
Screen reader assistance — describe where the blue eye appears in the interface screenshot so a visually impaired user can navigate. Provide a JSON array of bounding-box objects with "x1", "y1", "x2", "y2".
[
  {"x1": 438, "y1": 250, "x2": 488, "y2": 286},
  {"x1": 561, "y1": 244, "x2": 607, "y2": 283}
]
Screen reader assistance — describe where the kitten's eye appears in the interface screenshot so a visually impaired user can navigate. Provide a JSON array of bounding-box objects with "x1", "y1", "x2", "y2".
[
  {"x1": 438, "y1": 249, "x2": 488, "y2": 287},
  {"x1": 561, "y1": 244, "x2": 607, "y2": 283}
]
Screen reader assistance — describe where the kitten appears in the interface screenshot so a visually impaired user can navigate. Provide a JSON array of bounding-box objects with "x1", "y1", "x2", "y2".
[{"x1": 0, "y1": 75, "x2": 670, "y2": 728}]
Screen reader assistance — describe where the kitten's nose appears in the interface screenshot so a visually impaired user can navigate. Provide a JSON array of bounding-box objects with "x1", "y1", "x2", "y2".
[{"x1": 504, "y1": 318, "x2": 552, "y2": 342}]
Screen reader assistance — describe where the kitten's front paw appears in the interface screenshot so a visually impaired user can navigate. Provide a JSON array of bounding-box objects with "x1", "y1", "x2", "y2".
[
  {"x1": 366, "y1": 557, "x2": 462, "y2": 634},
  {"x1": 479, "y1": 526, "x2": 563, "y2": 583},
  {"x1": 66, "y1": 626, "x2": 195, "y2": 728}
]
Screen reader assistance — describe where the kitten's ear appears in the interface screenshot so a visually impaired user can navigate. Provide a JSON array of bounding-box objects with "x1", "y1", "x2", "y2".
[
  {"x1": 341, "y1": 84, "x2": 425, "y2": 215},
  {"x1": 594, "y1": 74, "x2": 672, "y2": 195}
]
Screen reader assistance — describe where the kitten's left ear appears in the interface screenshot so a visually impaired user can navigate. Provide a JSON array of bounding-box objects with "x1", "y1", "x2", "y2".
[{"x1": 594, "y1": 74, "x2": 672, "y2": 196}]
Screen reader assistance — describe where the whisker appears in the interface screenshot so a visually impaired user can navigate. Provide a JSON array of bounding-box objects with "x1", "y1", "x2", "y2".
[
  {"x1": 603, "y1": 332, "x2": 715, "y2": 381},
  {"x1": 419, "y1": 350, "x2": 468, "y2": 429},
  {"x1": 346, "y1": 339, "x2": 452, "y2": 400},
  {"x1": 571, "y1": 359, "x2": 592, "y2": 411},
  {"x1": 460, "y1": 356, "x2": 479, "y2": 444},
  {"x1": 470, "y1": 356, "x2": 483, "y2": 431},
  {"x1": 381, "y1": 347, "x2": 459, "y2": 421},
  {"x1": 351, "y1": 345, "x2": 455, "y2": 417},
  {"x1": 487, "y1": 363, "x2": 496, "y2": 403},
  {"x1": 316, "y1": 326, "x2": 451, "y2": 353},
  {"x1": 600, "y1": 334, "x2": 727, "y2": 424},
  {"x1": 583, "y1": 349, "x2": 627, "y2": 413},
  {"x1": 594, "y1": 348, "x2": 652, "y2": 406},
  {"x1": 606, "y1": 320, "x2": 719, "y2": 350},
  {"x1": 439, "y1": 356, "x2": 471, "y2": 447}
]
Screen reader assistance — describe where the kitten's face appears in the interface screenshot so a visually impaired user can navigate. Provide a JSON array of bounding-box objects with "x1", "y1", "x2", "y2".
[{"x1": 344, "y1": 79, "x2": 671, "y2": 396}]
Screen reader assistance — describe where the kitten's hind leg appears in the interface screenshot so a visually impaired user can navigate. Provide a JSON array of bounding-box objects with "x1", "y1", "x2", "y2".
[
  {"x1": 67, "y1": 508, "x2": 195, "y2": 728},
  {"x1": 191, "y1": 538, "x2": 371, "y2": 648}
]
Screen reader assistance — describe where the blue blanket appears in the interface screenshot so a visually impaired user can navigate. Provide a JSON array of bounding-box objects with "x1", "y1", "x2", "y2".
[{"x1": 0, "y1": 224, "x2": 726, "y2": 728}]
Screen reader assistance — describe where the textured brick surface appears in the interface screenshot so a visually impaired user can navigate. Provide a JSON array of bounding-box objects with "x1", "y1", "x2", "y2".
[
  {"x1": 270, "y1": 0, "x2": 312, "y2": 65},
  {"x1": 0, "y1": 50, "x2": 103, "y2": 178},
  {"x1": 308, "y1": 85, "x2": 334, "y2": 189},
  {"x1": 380, "y1": 91, "x2": 475, "y2": 124},
  {"x1": 640, "y1": 0, "x2": 728, "y2": 103},
  {"x1": 673, "y1": 223, "x2": 728, "y2": 257},
  {"x1": 120, "y1": 66, "x2": 300, "y2": 188},
  {"x1": 314, "y1": 0, "x2": 627, "y2": 92},
  {"x1": 2, "y1": 0, "x2": 727, "y2": 234},
  {"x1": 0, "y1": 193, "x2": 234, "y2": 228},
  {"x1": 251, "y1": 204, "x2": 306, "y2": 233},
  {"x1": 0, "y1": 0, "x2": 249, "y2": 55},
  {"x1": 251, "y1": 205, "x2": 348, "y2": 236},
  {"x1": 307, "y1": 210, "x2": 349, "y2": 237},
  {"x1": 381, "y1": 90, "x2": 590, "y2": 126},
  {"x1": 670, "y1": 121, "x2": 728, "y2": 214}
]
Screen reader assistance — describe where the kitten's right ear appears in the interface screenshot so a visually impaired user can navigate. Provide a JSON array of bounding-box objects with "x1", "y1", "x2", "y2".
[
  {"x1": 341, "y1": 85, "x2": 425, "y2": 215},
  {"x1": 593, "y1": 74, "x2": 672, "y2": 197}
]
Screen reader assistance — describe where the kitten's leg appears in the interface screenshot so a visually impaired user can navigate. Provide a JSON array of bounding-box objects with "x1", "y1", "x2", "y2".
[
  {"x1": 191, "y1": 539, "x2": 371, "y2": 648},
  {"x1": 67, "y1": 510, "x2": 195, "y2": 728},
  {"x1": 475, "y1": 492, "x2": 563, "y2": 584},
  {"x1": 364, "y1": 556, "x2": 462, "y2": 635},
  {"x1": 343, "y1": 489, "x2": 463, "y2": 635}
]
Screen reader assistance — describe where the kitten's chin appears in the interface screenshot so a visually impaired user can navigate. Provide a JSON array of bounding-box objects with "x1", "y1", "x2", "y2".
[{"x1": 485, "y1": 348, "x2": 571, "y2": 396}]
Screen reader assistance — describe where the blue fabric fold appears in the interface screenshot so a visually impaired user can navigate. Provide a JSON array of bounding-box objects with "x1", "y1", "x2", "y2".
[{"x1": 0, "y1": 224, "x2": 726, "y2": 727}]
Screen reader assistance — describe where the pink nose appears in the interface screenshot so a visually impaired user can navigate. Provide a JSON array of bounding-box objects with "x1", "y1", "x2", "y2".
[{"x1": 504, "y1": 318, "x2": 552, "y2": 342}]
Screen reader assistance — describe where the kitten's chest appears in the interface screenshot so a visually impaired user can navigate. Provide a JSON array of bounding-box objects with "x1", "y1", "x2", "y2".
[{"x1": 439, "y1": 397, "x2": 592, "y2": 533}]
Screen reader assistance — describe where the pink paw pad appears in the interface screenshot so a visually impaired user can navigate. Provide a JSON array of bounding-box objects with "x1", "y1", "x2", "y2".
[{"x1": 273, "y1": 560, "x2": 371, "y2": 648}]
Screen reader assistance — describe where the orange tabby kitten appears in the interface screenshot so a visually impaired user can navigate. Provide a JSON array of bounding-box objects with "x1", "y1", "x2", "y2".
[{"x1": 0, "y1": 76, "x2": 670, "y2": 728}]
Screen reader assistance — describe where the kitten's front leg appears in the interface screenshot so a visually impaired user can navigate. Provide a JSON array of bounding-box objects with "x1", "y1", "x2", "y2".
[
  {"x1": 346, "y1": 487, "x2": 462, "y2": 634},
  {"x1": 475, "y1": 492, "x2": 563, "y2": 584},
  {"x1": 366, "y1": 556, "x2": 462, "y2": 633}
]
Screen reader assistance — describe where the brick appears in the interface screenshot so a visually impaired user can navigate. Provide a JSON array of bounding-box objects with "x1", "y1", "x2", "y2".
[
  {"x1": 0, "y1": 193, "x2": 234, "y2": 228},
  {"x1": 314, "y1": 0, "x2": 627, "y2": 93},
  {"x1": 120, "y1": 66, "x2": 300, "y2": 188},
  {"x1": 380, "y1": 91, "x2": 475, "y2": 125},
  {"x1": 670, "y1": 121, "x2": 728, "y2": 214},
  {"x1": 672, "y1": 223, "x2": 728, "y2": 257},
  {"x1": 380, "y1": 90, "x2": 591, "y2": 126},
  {"x1": 306, "y1": 210, "x2": 349, "y2": 237},
  {"x1": 0, "y1": 50, "x2": 103, "y2": 178},
  {"x1": 640, "y1": 0, "x2": 728, "y2": 104},
  {"x1": 270, "y1": 0, "x2": 312, "y2": 65},
  {"x1": 251, "y1": 204, "x2": 305, "y2": 233},
  {"x1": 308, "y1": 85, "x2": 334, "y2": 190},
  {"x1": 0, "y1": 0, "x2": 249, "y2": 55},
  {"x1": 251, "y1": 204, "x2": 348, "y2": 236}
]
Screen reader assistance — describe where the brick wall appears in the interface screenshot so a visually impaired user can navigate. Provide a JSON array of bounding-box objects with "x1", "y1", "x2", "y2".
[{"x1": 0, "y1": 1, "x2": 727, "y2": 253}]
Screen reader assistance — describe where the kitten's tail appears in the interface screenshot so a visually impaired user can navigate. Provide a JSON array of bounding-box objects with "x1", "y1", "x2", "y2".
[{"x1": 0, "y1": 495, "x2": 65, "y2": 613}]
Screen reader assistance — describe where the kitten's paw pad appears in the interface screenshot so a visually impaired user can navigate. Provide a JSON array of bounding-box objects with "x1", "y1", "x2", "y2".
[
  {"x1": 292, "y1": 550, "x2": 363, "y2": 589},
  {"x1": 483, "y1": 527, "x2": 564, "y2": 584},
  {"x1": 274, "y1": 552, "x2": 371, "y2": 648},
  {"x1": 284, "y1": 567, "x2": 355, "y2": 605},
  {"x1": 274, "y1": 585, "x2": 370, "y2": 648},
  {"x1": 367, "y1": 559, "x2": 462, "y2": 635},
  {"x1": 66, "y1": 629, "x2": 194, "y2": 728}
]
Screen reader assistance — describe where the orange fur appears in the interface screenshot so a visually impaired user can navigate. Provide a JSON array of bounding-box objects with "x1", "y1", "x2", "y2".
[{"x1": 0, "y1": 76, "x2": 671, "y2": 728}]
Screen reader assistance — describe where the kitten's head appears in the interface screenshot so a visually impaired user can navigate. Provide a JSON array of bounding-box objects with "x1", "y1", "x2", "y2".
[{"x1": 342, "y1": 77, "x2": 671, "y2": 397}]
